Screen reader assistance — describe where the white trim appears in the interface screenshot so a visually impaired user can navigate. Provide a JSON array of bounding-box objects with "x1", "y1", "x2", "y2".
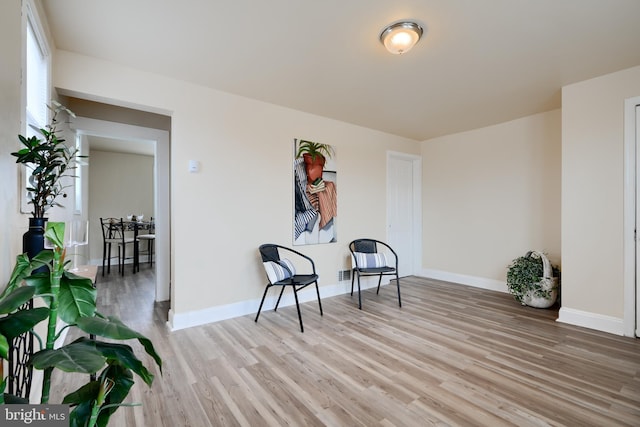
[
  {"x1": 557, "y1": 307, "x2": 624, "y2": 336},
  {"x1": 386, "y1": 151, "x2": 422, "y2": 276},
  {"x1": 168, "y1": 277, "x2": 382, "y2": 331},
  {"x1": 70, "y1": 117, "x2": 171, "y2": 303},
  {"x1": 420, "y1": 268, "x2": 508, "y2": 293},
  {"x1": 420, "y1": 268, "x2": 628, "y2": 336},
  {"x1": 24, "y1": 0, "x2": 50, "y2": 58},
  {"x1": 623, "y1": 95, "x2": 640, "y2": 337}
]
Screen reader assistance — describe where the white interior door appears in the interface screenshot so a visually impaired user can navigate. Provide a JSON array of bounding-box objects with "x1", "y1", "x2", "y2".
[
  {"x1": 387, "y1": 153, "x2": 421, "y2": 277},
  {"x1": 623, "y1": 97, "x2": 639, "y2": 337},
  {"x1": 636, "y1": 105, "x2": 640, "y2": 337}
]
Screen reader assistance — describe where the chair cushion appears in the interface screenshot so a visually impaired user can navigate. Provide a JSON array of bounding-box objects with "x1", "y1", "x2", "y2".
[
  {"x1": 263, "y1": 258, "x2": 296, "y2": 283},
  {"x1": 353, "y1": 252, "x2": 390, "y2": 269}
]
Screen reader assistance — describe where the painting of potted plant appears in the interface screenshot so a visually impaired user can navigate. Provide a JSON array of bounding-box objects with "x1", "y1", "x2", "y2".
[{"x1": 293, "y1": 139, "x2": 337, "y2": 245}]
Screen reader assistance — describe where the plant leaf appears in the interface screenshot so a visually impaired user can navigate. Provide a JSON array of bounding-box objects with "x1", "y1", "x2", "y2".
[
  {"x1": 63, "y1": 380, "x2": 100, "y2": 405},
  {"x1": 77, "y1": 316, "x2": 162, "y2": 372},
  {"x1": 25, "y1": 273, "x2": 53, "y2": 304},
  {"x1": 0, "y1": 307, "x2": 49, "y2": 342},
  {"x1": 96, "y1": 364, "x2": 135, "y2": 427},
  {"x1": 31, "y1": 249, "x2": 54, "y2": 269},
  {"x1": 68, "y1": 401, "x2": 93, "y2": 427},
  {"x1": 2, "y1": 393, "x2": 29, "y2": 404},
  {"x1": 45, "y1": 222, "x2": 66, "y2": 249},
  {"x1": 0, "y1": 286, "x2": 36, "y2": 314},
  {"x1": 31, "y1": 339, "x2": 106, "y2": 373},
  {"x1": 57, "y1": 271, "x2": 96, "y2": 323},
  {"x1": 64, "y1": 364, "x2": 135, "y2": 427},
  {"x1": 0, "y1": 334, "x2": 8, "y2": 360},
  {"x1": 92, "y1": 340, "x2": 154, "y2": 386},
  {"x1": 0, "y1": 254, "x2": 33, "y2": 299}
]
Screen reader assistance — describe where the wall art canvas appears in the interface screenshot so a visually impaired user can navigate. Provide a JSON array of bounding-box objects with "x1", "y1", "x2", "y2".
[{"x1": 293, "y1": 138, "x2": 337, "y2": 245}]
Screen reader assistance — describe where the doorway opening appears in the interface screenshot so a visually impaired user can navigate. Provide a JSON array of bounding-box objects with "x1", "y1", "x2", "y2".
[{"x1": 65, "y1": 98, "x2": 171, "y2": 309}]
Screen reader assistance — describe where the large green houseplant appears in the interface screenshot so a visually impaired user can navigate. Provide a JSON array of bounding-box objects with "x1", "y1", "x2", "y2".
[
  {"x1": 0, "y1": 221, "x2": 162, "y2": 426},
  {"x1": 506, "y1": 251, "x2": 560, "y2": 308}
]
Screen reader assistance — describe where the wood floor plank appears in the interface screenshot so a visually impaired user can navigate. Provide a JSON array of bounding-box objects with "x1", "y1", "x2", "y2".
[{"x1": 49, "y1": 270, "x2": 640, "y2": 426}]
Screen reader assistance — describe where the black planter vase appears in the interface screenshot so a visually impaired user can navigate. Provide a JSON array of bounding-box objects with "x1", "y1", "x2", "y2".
[{"x1": 23, "y1": 217, "x2": 48, "y2": 271}]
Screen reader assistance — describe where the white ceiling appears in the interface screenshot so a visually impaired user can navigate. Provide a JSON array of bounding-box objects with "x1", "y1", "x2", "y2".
[
  {"x1": 86, "y1": 135, "x2": 155, "y2": 156},
  {"x1": 42, "y1": 0, "x2": 640, "y2": 141}
]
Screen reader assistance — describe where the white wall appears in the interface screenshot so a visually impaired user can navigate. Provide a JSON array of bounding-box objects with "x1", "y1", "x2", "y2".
[
  {"x1": 87, "y1": 149, "x2": 154, "y2": 265},
  {"x1": 421, "y1": 110, "x2": 562, "y2": 292},
  {"x1": 0, "y1": 0, "x2": 24, "y2": 283},
  {"x1": 53, "y1": 50, "x2": 420, "y2": 329},
  {"x1": 560, "y1": 65, "x2": 640, "y2": 334}
]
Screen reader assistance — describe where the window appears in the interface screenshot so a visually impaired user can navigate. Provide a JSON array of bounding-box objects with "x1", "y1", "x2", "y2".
[
  {"x1": 21, "y1": 0, "x2": 51, "y2": 213},
  {"x1": 26, "y1": 10, "x2": 49, "y2": 131}
]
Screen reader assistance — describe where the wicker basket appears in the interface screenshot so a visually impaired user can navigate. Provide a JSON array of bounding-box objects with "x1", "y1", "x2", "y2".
[{"x1": 522, "y1": 251, "x2": 558, "y2": 308}]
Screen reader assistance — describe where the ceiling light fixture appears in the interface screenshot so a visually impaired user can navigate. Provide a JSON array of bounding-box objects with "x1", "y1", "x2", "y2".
[{"x1": 379, "y1": 21, "x2": 424, "y2": 55}]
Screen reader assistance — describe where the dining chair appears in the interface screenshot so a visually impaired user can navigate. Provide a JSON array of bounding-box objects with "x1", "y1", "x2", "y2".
[
  {"x1": 137, "y1": 217, "x2": 155, "y2": 267},
  {"x1": 99, "y1": 218, "x2": 136, "y2": 276},
  {"x1": 255, "y1": 244, "x2": 323, "y2": 332},
  {"x1": 349, "y1": 238, "x2": 401, "y2": 310},
  {"x1": 100, "y1": 217, "x2": 119, "y2": 276}
]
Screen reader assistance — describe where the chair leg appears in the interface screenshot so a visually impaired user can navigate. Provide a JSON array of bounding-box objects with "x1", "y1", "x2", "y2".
[
  {"x1": 255, "y1": 284, "x2": 271, "y2": 322},
  {"x1": 274, "y1": 286, "x2": 286, "y2": 311},
  {"x1": 293, "y1": 287, "x2": 304, "y2": 333},
  {"x1": 356, "y1": 273, "x2": 362, "y2": 310},
  {"x1": 396, "y1": 273, "x2": 402, "y2": 307},
  {"x1": 102, "y1": 242, "x2": 107, "y2": 276},
  {"x1": 376, "y1": 274, "x2": 383, "y2": 294},
  {"x1": 350, "y1": 270, "x2": 355, "y2": 296},
  {"x1": 134, "y1": 241, "x2": 140, "y2": 273},
  {"x1": 315, "y1": 281, "x2": 323, "y2": 316}
]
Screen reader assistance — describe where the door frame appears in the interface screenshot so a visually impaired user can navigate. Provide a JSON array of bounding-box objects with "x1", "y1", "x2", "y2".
[
  {"x1": 71, "y1": 117, "x2": 171, "y2": 303},
  {"x1": 623, "y1": 95, "x2": 640, "y2": 337},
  {"x1": 386, "y1": 151, "x2": 422, "y2": 277}
]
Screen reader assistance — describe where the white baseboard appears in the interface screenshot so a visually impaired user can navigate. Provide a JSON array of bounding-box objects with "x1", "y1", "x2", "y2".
[
  {"x1": 168, "y1": 277, "x2": 382, "y2": 331},
  {"x1": 421, "y1": 269, "x2": 625, "y2": 336},
  {"x1": 557, "y1": 307, "x2": 624, "y2": 336},
  {"x1": 420, "y1": 268, "x2": 508, "y2": 293}
]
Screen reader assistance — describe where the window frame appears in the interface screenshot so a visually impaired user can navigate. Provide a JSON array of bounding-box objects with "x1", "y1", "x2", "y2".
[{"x1": 21, "y1": 0, "x2": 52, "y2": 214}]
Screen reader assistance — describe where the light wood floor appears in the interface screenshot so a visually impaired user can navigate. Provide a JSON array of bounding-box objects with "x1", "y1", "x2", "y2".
[{"x1": 51, "y1": 267, "x2": 640, "y2": 426}]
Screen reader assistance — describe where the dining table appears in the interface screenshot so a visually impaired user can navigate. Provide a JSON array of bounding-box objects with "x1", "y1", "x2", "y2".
[{"x1": 123, "y1": 220, "x2": 152, "y2": 273}]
